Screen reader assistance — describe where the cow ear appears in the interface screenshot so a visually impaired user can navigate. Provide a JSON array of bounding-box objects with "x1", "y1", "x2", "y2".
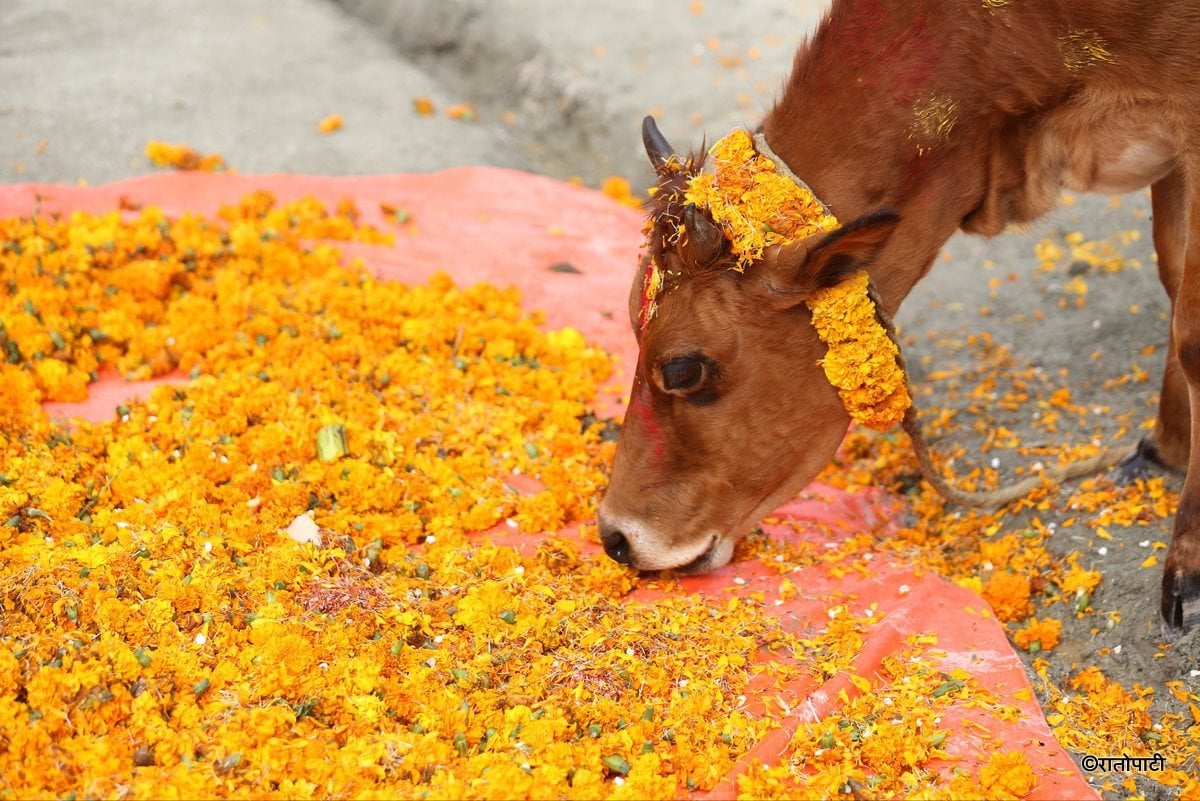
[{"x1": 761, "y1": 209, "x2": 900, "y2": 304}]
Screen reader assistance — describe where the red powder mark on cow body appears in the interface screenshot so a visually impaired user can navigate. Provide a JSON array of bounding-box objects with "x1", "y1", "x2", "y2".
[
  {"x1": 810, "y1": 2, "x2": 941, "y2": 105},
  {"x1": 630, "y1": 377, "x2": 667, "y2": 465},
  {"x1": 886, "y1": 14, "x2": 942, "y2": 104},
  {"x1": 835, "y1": 0, "x2": 887, "y2": 53}
]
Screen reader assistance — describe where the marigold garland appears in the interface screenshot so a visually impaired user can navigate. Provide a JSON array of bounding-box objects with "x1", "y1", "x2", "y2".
[
  {"x1": 665, "y1": 133, "x2": 909, "y2": 431},
  {"x1": 683, "y1": 129, "x2": 838, "y2": 270},
  {"x1": 805, "y1": 270, "x2": 912, "y2": 430}
]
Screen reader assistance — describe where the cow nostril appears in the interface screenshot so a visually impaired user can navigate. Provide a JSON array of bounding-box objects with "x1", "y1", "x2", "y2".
[
  {"x1": 599, "y1": 521, "x2": 632, "y2": 566},
  {"x1": 603, "y1": 531, "x2": 631, "y2": 565}
]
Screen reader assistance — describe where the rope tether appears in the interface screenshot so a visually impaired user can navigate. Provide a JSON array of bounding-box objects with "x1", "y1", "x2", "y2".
[{"x1": 866, "y1": 279, "x2": 1131, "y2": 508}]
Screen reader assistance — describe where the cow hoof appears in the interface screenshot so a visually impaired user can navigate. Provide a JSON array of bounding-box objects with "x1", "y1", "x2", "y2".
[
  {"x1": 1160, "y1": 569, "x2": 1200, "y2": 638},
  {"x1": 1113, "y1": 438, "x2": 1171, "y2": 485}
]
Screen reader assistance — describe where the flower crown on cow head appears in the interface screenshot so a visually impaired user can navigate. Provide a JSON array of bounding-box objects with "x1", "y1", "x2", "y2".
[
  {"x1": 641, "y1": 123, "x2": 910, "y2": 430},
  {"x1": 684, "y1": 128, "x2": 839, "y2": 268},
  {"x1": 640, "y1": 128, "x2": 838, "y2": 326}
]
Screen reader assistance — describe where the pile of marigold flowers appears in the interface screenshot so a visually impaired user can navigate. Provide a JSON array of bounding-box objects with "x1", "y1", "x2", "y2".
[
  {"x1": 740, "y1": 632, "x2": 1040, "y2": 800},
  {"x1": 3, "y1": 187, "x2": 1198, "y2": 799},
  {"x1": 0, "y1": 192, "x2": 952, "y2": 799}
]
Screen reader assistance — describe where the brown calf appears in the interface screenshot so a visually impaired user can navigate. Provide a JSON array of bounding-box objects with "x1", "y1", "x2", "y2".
[{"x1": 597, "y1": 0, "x2": 1200, "y2": 635}]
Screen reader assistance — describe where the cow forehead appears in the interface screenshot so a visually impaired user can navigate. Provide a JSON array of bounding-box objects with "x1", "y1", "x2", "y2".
[{"x1": 637, "y1": 278, "x2": 748, "y2": 372}]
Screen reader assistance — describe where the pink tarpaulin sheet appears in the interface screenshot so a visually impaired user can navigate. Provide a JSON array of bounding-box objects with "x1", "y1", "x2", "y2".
[{"x1": 2, "y1": 170, "x2": 1096, "y2": 799}]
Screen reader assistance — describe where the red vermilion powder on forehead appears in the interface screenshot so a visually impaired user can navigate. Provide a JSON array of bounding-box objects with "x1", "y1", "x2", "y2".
[{"x1": 629, "y1": 376, "x2": 666, "y2": 465}]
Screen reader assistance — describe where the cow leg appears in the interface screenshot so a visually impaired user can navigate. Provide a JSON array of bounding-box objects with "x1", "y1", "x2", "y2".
[
  {"x1": 1161, "y1": 168, "x2": 1200, "y2": 634},
  {"x1": 1116, "y1": 169, "x2": 1191, "y2": 481}
]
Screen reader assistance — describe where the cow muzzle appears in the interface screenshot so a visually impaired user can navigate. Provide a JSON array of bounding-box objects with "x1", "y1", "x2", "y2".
[{"x1": 596, "y1": 511, "x2": 734, "y2": 573}]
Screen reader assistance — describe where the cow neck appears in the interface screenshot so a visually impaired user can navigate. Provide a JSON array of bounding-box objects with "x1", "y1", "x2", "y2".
[{"x1": 756, "y1": 2, "x2": 1002, "y2": 315}]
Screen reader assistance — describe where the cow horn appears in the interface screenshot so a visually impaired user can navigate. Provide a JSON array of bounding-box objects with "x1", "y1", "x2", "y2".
[
  {"x1": 684, "y1": 204, "x2": 724, "y2": 265},
  {"x1": 642, "y1": 115, "x2": 676, "y2": 171}
]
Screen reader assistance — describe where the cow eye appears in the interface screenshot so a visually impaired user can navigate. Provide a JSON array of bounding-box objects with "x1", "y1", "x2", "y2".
[{"x1": 661, "y1": 357, "x2": 706, "y2": 392}]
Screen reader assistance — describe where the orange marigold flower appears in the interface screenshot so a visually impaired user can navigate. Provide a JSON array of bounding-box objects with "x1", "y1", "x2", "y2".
[
  {"x1": 982, "y1": 569, "x2": 1032, "y2": 622},
  {"x1": 1060, "y1": 557, "x2": 1102, "y2": 598},
  {"x1": 1068, "y1": 665, "x2": 1109, "y2": 695},
  {"x1": 1012, "y1": 615, "x2": 1062, "y2": 652},
  {"x1": 600, "y1": 175, "x2": 645, "y2": 209},
  {"x1": 317, "y1": 113, "x2": 344, "y2": 134}
]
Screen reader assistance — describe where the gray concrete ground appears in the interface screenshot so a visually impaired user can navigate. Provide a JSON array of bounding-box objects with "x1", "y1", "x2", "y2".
[
  {"x1": 4, "y1": 0, "x2": 824, "y2": 187},
  {"x1": 3, "y1": 2, "x2": 1195, "y2": 796}
]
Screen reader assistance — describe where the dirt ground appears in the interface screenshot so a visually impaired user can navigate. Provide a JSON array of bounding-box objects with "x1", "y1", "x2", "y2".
[
  {"x1": 6, "y1": 0, "x2": 1198, "y2": 795},
  {"x1": 898, "y1": 217, "x2": 1200, "y2": 799}
]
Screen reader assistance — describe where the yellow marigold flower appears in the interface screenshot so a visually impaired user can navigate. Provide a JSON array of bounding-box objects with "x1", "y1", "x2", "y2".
[
  {"x1": 806, "y1": 271, "x2": 911, "y2": 430},
  {"x1": 684, "y1": 128, "x2": 838, "y2": 268},
  {"x1": 346, "y1": 693, "x2": 389, "y2": 723},
  {"x1": 1060, "y1": 557, "x2": 1103, "y2": 597},
  {"x1": 978, "y1": 750, "x2": 1038, "y2": 799},
  {"x1": 317, "y1": 113, "x2": 344, "y2": 134},
  {"x1": 32, "y1": 357, "x2": 89, "y2": 402},
  {"x1": 601, "y1": 175, "x2": 645, "y2": 209}
]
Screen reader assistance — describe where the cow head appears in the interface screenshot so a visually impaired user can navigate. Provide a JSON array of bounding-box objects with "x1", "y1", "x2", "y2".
[{"x1": 596, "y1": 117, "x2": 899, "y2": 573}]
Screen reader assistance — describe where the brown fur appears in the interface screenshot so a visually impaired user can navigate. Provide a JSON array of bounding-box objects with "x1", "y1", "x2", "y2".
[{"x1": 600, "y1": 0, "x2": 1200, "y2": 633}]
